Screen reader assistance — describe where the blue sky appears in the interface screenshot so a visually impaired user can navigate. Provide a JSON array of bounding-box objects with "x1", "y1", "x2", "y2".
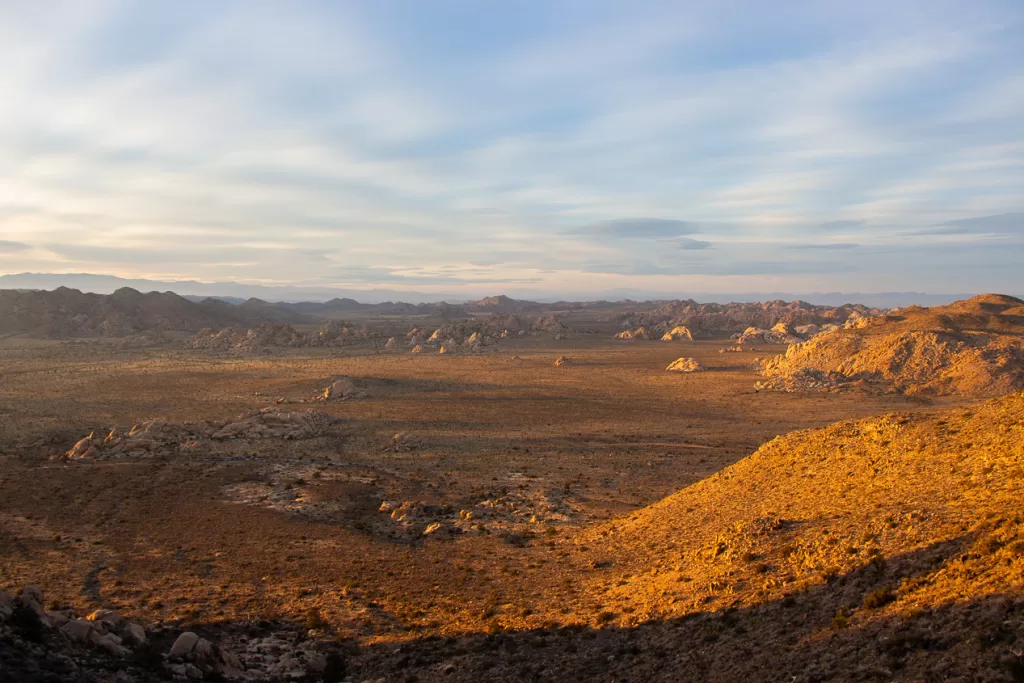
[{"x1": 0, "y1": 0, "x2": 1022, "y2": 297}]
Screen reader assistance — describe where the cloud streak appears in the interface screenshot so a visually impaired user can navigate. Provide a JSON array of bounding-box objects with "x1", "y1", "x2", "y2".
[{"x1": 569, "y1": 218, "x2": 703, "y2": 238}]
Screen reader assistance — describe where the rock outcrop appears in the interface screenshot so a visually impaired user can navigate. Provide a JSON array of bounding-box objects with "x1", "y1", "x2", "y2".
[
  {"x1": 62, "y1": 409, "x2": 338, "y2": 460},
  {"x1": 615, "y1": 327, "x2": 649, "y2": 340},
  {"x1": 660, "y1": 326, "x2": 693, "y2": 341},
  {"x1": 757, "y1": 295, "x2": 1024, "y2": 396},
  {"x1": 186, "y1": 320, "x2": 375, "y2": 353},
  {"x1": 317, "y1": 378, "x2": 365, "y2": 401},
  {"x1": 0, "y1": 584, "x2": 337, "y2": 681},
  {"x1": 612, "y1": 298, "x2": 882, "y2": 339}
]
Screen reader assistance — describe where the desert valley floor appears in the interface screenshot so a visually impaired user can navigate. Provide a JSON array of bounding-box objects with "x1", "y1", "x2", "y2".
[{"x1": 2, "y1": 314, "x2": 1023, "y2": 681}]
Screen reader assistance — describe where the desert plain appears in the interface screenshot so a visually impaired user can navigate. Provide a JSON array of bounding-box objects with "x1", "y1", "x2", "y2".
[{"x1": 2, "y1": 292, "x2": 1024, "y2": 682}]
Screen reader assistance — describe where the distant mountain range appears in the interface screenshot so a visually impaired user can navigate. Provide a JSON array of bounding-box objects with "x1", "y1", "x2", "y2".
[
  {"x1": 0, "y1": 287, "x2": 318, "y2": 338},
  {"x1": 0, "y1": 272, "x2": 991, "y2": 309},
  {"x1": 0, "y1": 273, "x2": 461, "y2": 305}
]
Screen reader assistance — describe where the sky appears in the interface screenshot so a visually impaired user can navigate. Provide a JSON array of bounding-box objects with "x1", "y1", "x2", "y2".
[{"x1": 0, "y1": 0, "x2": 1023, "y2": 298}]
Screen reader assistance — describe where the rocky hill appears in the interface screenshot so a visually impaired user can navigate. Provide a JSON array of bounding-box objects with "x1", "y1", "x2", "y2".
[
  {"x1": 613, "y1": 299, "x2": 881, "y2": 338},
  {"x1": 758, "y1": 294, "x2": 1024, "y2": 395},
  {"x1": 0, "y1": 287, "x2": 318, "y2": 338},
  {"x1": 353, "y1": 392, "x2": 1024, "y2": 681}
]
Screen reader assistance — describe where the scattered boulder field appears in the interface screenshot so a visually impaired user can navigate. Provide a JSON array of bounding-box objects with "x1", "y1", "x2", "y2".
[{"x1": 6, "y1": 289, "x2": 1024, "y2": 682}]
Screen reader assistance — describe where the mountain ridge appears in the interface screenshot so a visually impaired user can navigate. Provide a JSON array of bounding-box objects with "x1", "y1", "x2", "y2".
[{"x1": 0, "y1": 272, "x2": 994, "y2": 308}]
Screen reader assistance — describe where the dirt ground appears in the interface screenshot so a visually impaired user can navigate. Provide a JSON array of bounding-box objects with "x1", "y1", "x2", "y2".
[{"x1": 0, "y1": 335, "x2": 985, "y2": 680}]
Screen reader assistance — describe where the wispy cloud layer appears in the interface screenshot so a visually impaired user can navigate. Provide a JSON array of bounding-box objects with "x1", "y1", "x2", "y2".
[{"x1": 0, "y1": 0, "x2": 1023, "y2": 296}]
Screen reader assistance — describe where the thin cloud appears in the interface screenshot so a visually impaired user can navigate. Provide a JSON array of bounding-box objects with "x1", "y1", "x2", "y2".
[
  {"x1": 664, "y1": 237, "x2": 713, "y2": 250},
  {"x1": 817, "y1": 220, "x2": 865, "y2": 231},
  {"x1": 569, "y1": 218, "x2": 702, "y2": 238},
  {"x1": 789, "y1": 243, "x2": 860, "y2": 250},
  {"x1": 925, "y1": 212, "x2": 1024, "y2": 235}
]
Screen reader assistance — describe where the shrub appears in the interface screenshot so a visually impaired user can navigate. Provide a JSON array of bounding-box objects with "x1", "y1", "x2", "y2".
[
  {"x1": 862, "y1": 586, "x2": 894, "y2": 609},
  {"x1": 305, "y1": 607, "x2": 329, "y2": 630},
  {"x1": 831, "y1": 610, "x2": 849, "y2": 630}
]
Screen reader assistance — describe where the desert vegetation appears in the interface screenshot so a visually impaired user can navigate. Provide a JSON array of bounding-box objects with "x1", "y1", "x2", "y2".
[{"x1": 2, "y1": 293, "x2": 1023, "y2": 681}]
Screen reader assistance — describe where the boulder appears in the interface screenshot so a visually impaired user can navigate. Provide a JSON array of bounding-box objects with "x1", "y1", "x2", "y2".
[
  {"x1": 423, "y1": 522, "x2": 447, "y2": 536},
  {"x1": 124, "y1": 621, "x2": 147, "y2": 645},
  {"x1": 60, "y1": 619, "x2": 97, "y2": 644},
  {"x1": 45, "y1": 609, "x2": 73, "y2": 628},
  {"x1": 169, "y1": 631, "x2": 201, "y2": 657},
  {"x1": 93, "y1": 632, "x2": 130, "y2": 656}
]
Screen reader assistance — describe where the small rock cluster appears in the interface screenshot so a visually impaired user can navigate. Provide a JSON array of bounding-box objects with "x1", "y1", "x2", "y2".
[
  {"x1": 406, "y1": 326, "x2": 494, "y2": 354},
  {"x1": 314, "y1": 378, "x2": 365, "y2": 402},
  {"x1": 531, "y1": 314, "x2": 568, "y2": 335},
  {"x1": 59, "y1": 608, "x2": 148, "y2": 658},
  {"x1": 718, "y1": 345, "x2": 748, "y2": 353},
  {"x1": 733, "y1": 322, "x2": 839, "y2": 345},
  {"x1": 0, "y1": 586, "x2": 158, "y2": 681},
  {"x1": 167, "y1": 630, "x2": 244, "y2": 679},
  {"x1": 0, "y1": 585, "x2": 338, "y2": 682},
  {"x1": 379, "y1": 487, "x2": 573, "y2": 537},
  {"x1": 62, "y1": 409, "x2": 338, "y2": 460},
  {"x1": 614, "y1": 327, "x2": 650, "y2": 340},
  {"x1": 665, "y1": 357, "x2": 705, "y2": 373},
  {"x1": 608, "y1": 298, "x2": 882, "y2": 338},
  {"x1": 186, "y1": 321, "x2": 375, "y2": 353},
  {"x1": 755, "y1": 367, "x2": 847, "y2": 392},
  {"x1": 222, "y1": 464, "x2": 378, "y2": 522},
  {"x1": 237, "y1": 633, "x2": 330, "y2": 679},
  {"x1": 387, "y1": 432, "x2": 423, "y2": 452}
]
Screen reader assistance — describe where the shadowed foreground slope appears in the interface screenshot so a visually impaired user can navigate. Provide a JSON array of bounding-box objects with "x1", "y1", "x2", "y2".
[{"x1": 351, "y1": 391, "x2": 1024, "y2": 681}]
